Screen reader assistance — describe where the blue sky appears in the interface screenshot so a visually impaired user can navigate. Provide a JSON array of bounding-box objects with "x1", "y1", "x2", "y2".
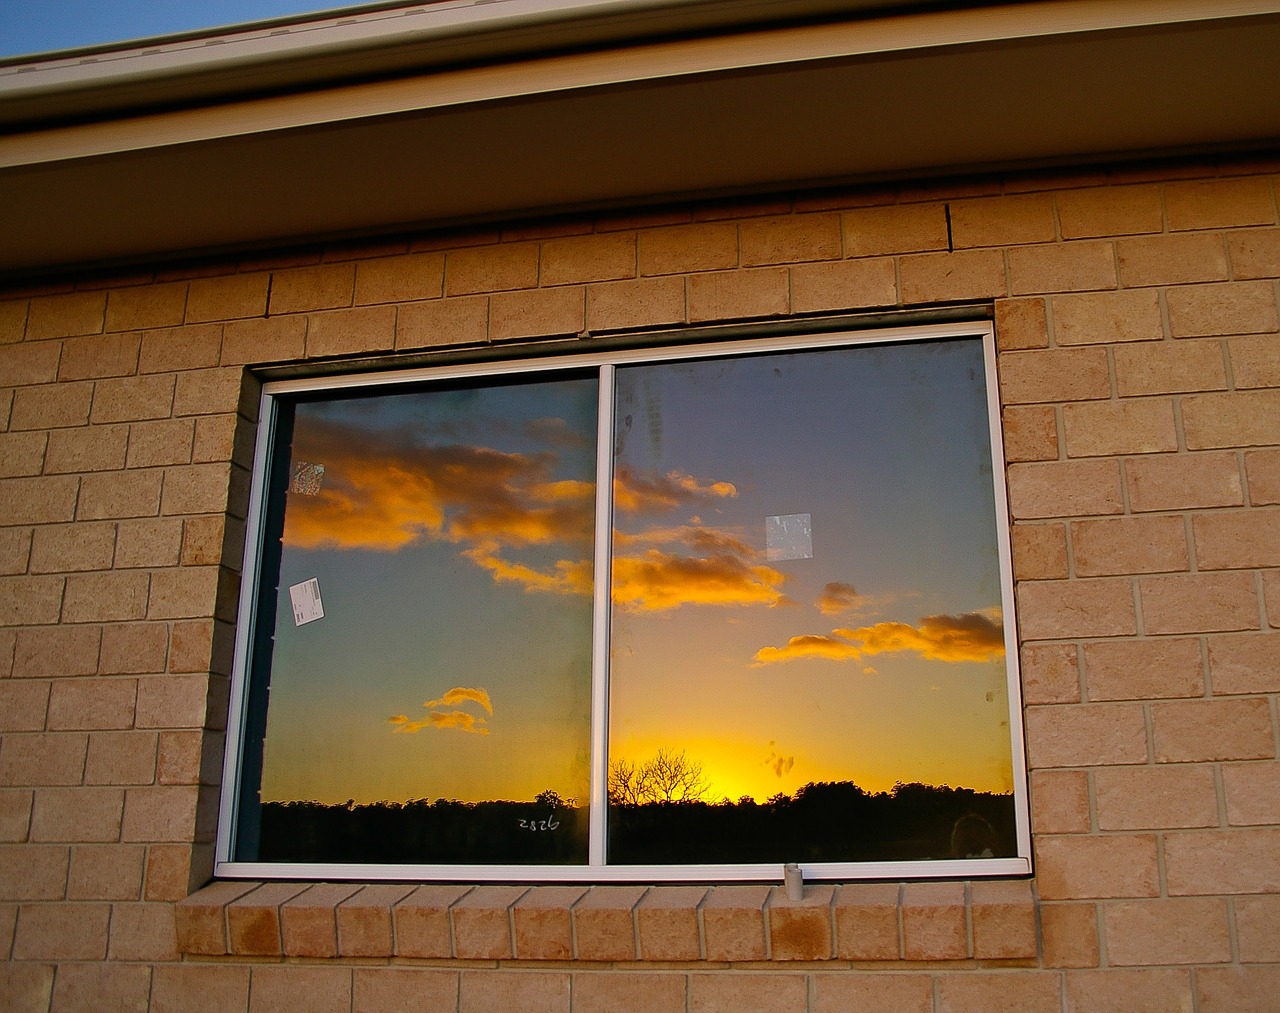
[{"x1": 0, "y1": 0, "x2": 355, "y2": 58}]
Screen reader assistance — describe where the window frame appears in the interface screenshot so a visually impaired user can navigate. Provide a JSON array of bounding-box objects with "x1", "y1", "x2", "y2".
[{"x1": 215, "y1": 320, "x2": 1032, "y2": 883}]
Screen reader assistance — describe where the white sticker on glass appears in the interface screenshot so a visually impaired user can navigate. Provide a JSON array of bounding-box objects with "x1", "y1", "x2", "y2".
[
  {"x1": 289, "y1": 578, "x2": 325, "y2": 626},
  {"x1": 765, "y1": 513, "x2": 813, "y2": 561},
  {"x1": 290, "y1": 461, "x2": 325, "y2": 496}
]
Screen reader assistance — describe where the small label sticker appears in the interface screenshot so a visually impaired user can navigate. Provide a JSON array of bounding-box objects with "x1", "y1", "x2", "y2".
[
  {"x1": 291, "y1": 461, "x2": 326, "y2": 496},
  {"x1": 765, "y1": 513, "x2": 813, "y2": 561},
  {"x1": 289, "y1": 578, "x2": 325, "y2": 626}
]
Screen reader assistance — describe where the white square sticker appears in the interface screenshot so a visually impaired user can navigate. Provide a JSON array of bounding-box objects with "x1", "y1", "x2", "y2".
[
  {"x1": 289, "y1": 577, "x2": 325, "y2": 626},
  {"x1": 765, "y1": 513, "x2": 813, "y2": 561}
]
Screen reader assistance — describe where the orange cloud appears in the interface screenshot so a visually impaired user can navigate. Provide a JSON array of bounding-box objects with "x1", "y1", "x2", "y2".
[
  {"x1": 612, "y1": 467, "x2": 737, "y2": 514},
  {"x1": 753, "y1": 610, "x2": 1005, "y2": 666},
  {"x1": 462, "y1": 542, "x2": 594, "y2": 596},
  {"x1": 816, "y1": 581, "x2": 862, "y2": 616},
  {"x1": 423, "y1": 686, "x2": 493, "y2": 716},
  {"x1": 389, "y1": 710, "x2": 489, "y2": 735},
  {"x1": 612, "y1": 549, "x2": 786, "y2": 612}
]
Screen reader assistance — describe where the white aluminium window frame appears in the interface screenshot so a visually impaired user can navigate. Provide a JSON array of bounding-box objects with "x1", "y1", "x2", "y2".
[{"x1": 215, "y1": 320, "x2": 1032, "y2": 883}]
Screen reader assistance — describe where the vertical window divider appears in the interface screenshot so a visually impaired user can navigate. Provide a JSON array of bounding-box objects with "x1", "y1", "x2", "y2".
[{"x1": 588, "y1": 362, "x2": 616, "y2": 866}]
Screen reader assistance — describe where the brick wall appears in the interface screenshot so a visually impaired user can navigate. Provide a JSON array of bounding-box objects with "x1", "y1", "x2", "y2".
[{"x1": 1, "y1": 157, "x2": 1277, "y2": 1011}]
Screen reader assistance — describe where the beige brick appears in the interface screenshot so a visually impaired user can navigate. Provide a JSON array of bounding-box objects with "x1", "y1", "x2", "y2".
[
  {"x1": 451, "y1": 884, "x2": 525, "y2": 959},
  {"x1": 813, "y1": 973, "x2": 932, "y2": 1013},
  {"x1": 0, "y1": 730, "x2": 89, "y2": 786},
  {"x1": 220, "y1": 316, "x2": 306, "y2": 365},
  {"x1": 539, "y1": 232, "x2": 636, "y2": 285},
  {"x1": 268, "y1": 263, "x2": 354, "y2": 314},
  {"x1": 282, "y1": 882, "x2": 361, "y2": 957},
  {"x1": 1166, "y1": 827, "x2": 1280, "y2": 895},
  {"x1": 571, "y1": 973, "x2": 686, "y2": 1013},
  {"x1": 1071, "y1": 515, "x2": 1187, "y2": 576},
  {"x1": 0, "y1": 574, "x2": 64, "y2": 626},
  {"x1": 1035, "y1": 833, "x2": 1159, "y2": 899},
  {"x1": 1126, "y1": 450, "x2": 1243, "y2": 512},
  {"x1": 1140, "y1": 571, "x2": 1259, "y2": 634},
  {"x1": 900, "y1": 881, "x2": 965, "y2": 960},
  {"x1": 1057, "y1": 184, "x2": 1162, "y2": 238},
  {"x1": 9, "y1": 381, "x2": 93, "y2": 430},
  {"x1": 0, "y1": 431, "x2": 45, "y2": 476},
  {"x1": 12, "y1": 625, "x2": 99, "y2": 678},
  {"x1": 1096, "y1": 764, "x2": 1218, "y2": 830},
  {"x1": 395, "y1": 295, "x2": 488, "y2": 349},
  {"x1": 250, "y1": 965, "x2": 352, "y2": 1013},
  {"x1": 159, "y1": 462, "x2": 229, "y2": 516},
  {"x1": 1016, "y1": 578, "x2": 1136, "y2": 640},
  {"x1": 85, "y1": 731, "x2": 158, "y2": 785},
  {"x1": 696, "y1": 884, "x2": 768, "y2": 961},
  {"x1": 490, "y1": 287, "x2": 584, "y2": 341},
  {"x1": 1001, "y1": 405, "x2": 1058, "y2": 463},
  {"x1": 1229, "y1": 333, "x2": 1280, "y2": 388},
  {"x1": 121, "y1": 785, "x2": 199, "y2": 842},
  {"x1": 587, "y1": 276, "x2": 685, "y2": 331},
  {"x1": 1030, "y1": 768, "x2": 1090, "y2": 834},
  {"x1": 26, "y1": 291, "x2": 105, "y2": 339},
  {"x1": 1209, "y1": 633, "x2": 1280, "y2": 694},
  {"x1": 688, "y1": 268, "x2": 788, "y2": 322},
  {"x1": 62, "y1": 571, "x2": 148, "y2": 622},
  {"x1": 44, "y1": 423, "x2": 129, "y2": 473},
  {"x1": 997, "y1": 347, "x2": 1109, "y2": 404},
  {"x1": 950, "y1": 194, "x2": 1054, "y2": 248},
  {"x1": 168, "y1": 619, "x2": 215, "y2": 673},
  {"x1": 1228, "y1": 227, "x2": 1280, "y2": 279},
  {"x1": 67, "y1": 843, "x2": 145, "y2": 899},
  {"x1": 899, "y1": 249, "x2": 1006, "y2": 302},
  {"x1": 638, "y1": 222, "x2": 737, "y2": 275},
  {"x1": 157, "y1": 729, "x2": 212, "y2": 785},
  {"x1": 1083, "y1": 637, "x2": 1204, "y2": 701},
  {"x1": 108, "y1": 900, "x2": 178, "y2": 961},
  {"x1": 1020, "y1": 642, "x2": 1081, "y2": 705},
  {"x1": 0, "y1": 788, "x2": 33, "y2": 839},
  {"x1": 0, "y1": 527, "x2": 31, "y2": 575},
  {"x1": 445, "y1": 243, "x2": 539, "y2": 295},
  {"x1": 152, "y1": 964, "x2": 250, "y2": 1013},
  {"x1": 1167, "y1": 281, "x2": 1279, "y2": 337},
  {"x1": 1010, "y1": 521, "x2": 1067, "y2": 581},
  {"x1": 507, "y1": 885, "x2": 584, "y2": 960},
  {"x1": 57, "y1": 332, "x2": 141, "y2": 381},
  {"x1": 843, "y1": 203, "x2": 948, "y2": 256},
  {"x1": 226, "y1": 881, "x2": 308, "y2": 955},
  {"x1": 1194, "y1": 508, "x2": 1280, "y2": 569},
  {"x1": 936, "y1": 972, "x2": 1061, "y2": 1011},
  {"x1": 29, "y1": 520, "x2": 116, "y2": 573},
  {"x1": 30, "y1": 785, "x2": 123, "y2": 842},
  {"x1": 0, "y1": 843, "x2": 69, "y2": 899},
  {"x1": 173, "y1": 366, "x2": 251, "y2": 417},
  {"x1": 1184, "y1": 389, "x2": 1280, "y2": 449},
  {"x1": 306, "y1": 305, "x2": 396, "y2": 358},
  {"x1": 767, "y1": 883, "x2": 834, "y2": 960},
  {"x1": 1166, "y1": 176, "x2": 1276, "y2": 230},
  {"x1": 1152, "y1": 697, "x2": 1273, "y2": 762},
  {"x1": 1222, "y1": 762, "x2": 1280, "y2": 825},
  {"x1": 146, "y1": 566, "x2": 223, "y2": 621},
  {"x1": 636, "y1": 885, "x2": 705, "y2": 960},
  {"x1": 1064, "y1": 398, "x2": 1178, "y2": 457},
  {"x1": 1025, "y1": 702, "x2": 1147, "y2": 768},
  {"x1": 1198, "y1": 966, "x2": 1280, "y2": 1013},
  {"x1": 144, "y1": 842, "x2": 201, "y2": 902},
  {"x1": 336, "y1": 883, "x2": 413, "y2": 957},
  {"x1": 0, "y1": 681, "x2": 49, "y2": 733},
  {"x1": 180, "y1": 515, "x2": 231, "y2": 567},
  {"x1": 0, "y1": 297, "x2": 28, "y2": 343},
  {"x1": 790, "y1": 258, "x2": 896, "y2": 313},
  {"x1": 1235, "y1": 895, "x2": 1280, "y2": 962},
  {"x1": 91, "y1": 373, "x2": 176, "y2": 424},
  {"x1": 193, "y1": 413, "x2": 250, "y2": 466},
  {"x1": 13, "y1": 902, "x2": 110, "y2": 959},
  {"x1": 105, "y1": 283, "x2": 187, "y2": 332},
  {"x1": 0, "y1": 343, "x2": 61, "y2": 387},
  {"x1": 831, "y1": 882, "x2": 899, "y2": 960},
  {"x1": 0, "y1": 474, "x2": 79, "y2": 524},
  {"x1": 1104, "y1": 897, "x2": 1231, "y2": 965},
  {"x1": 135, "y1": 674, "x2": 210, "y2": 729},
  {"x1": 571, "y1": 884, "x2": 645, "y2": 961},
  {"x1": 392, "y1": 884, "x2": 469, "y2": 958},
  {"x1": 1065, "y1": 968, "x2": 1193, "y2": 1012},
  {"x1": 185, "y1": 273, "x2": 269, "y2": 322},
  {"x1": 354, "y1": 252, "x2": 444, "y2": 304},
  {"x1": 1117, "y1": 232, "x2": 1230, "y2": 288},
  {"x1": 47, "y1": 678, "x2": 136, "y2": 731},
  {"x1": 115, "y1": 517, "x2": 183, "y2": 569},
  {"x1": 1009, "y1": 240, "x2": 1117, "y2": 294},
  {"x1": 1040, "y1": 902, "x2": 1099, "y2": 968},
  {"x1": 994, "y1": 296, "x2": 1049, "y2": 350},
  {"x1": 739, "y1": 213, "x2": 840, "y2": 265},
  {"x1": 458, "y1": 970, "x2": 568, "y2": 1013},
  {"x1": 353, "y1": 968, "x2": 458, "y2": 1013},
  {"x1": 687, "y1": 973, "x2": 807, "y2": 1013},
  {"x1": 138, "y1": 323, "x2": 222, "y2": 373},
  {"x1": 1117, "y1": 340, "x2": 1227, "y2": 398},
  {"x1": 1053, "y1": 289, "x2": 1162, "y2": 347}
]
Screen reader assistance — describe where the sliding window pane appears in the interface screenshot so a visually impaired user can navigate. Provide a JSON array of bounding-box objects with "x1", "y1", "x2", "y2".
[{"x1": 606, "y1": 339, "x2": 1016, "y2": 865}]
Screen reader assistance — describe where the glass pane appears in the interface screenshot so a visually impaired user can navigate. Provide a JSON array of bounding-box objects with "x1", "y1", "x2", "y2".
[
  {"x1": 607, "y1": 339, "x2": 1016, "y2": 865},
  {"x1": 238, "y1": 374, "x2": 597, "y2": 865}
]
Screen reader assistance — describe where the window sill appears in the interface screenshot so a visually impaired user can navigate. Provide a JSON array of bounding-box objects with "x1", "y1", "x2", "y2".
[{"x1": 175, "y1": 879, "x2": 1037, "y2": 963}]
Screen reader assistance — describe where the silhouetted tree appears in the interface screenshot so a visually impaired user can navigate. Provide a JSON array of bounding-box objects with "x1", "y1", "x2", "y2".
[{"x1": 608, "y1": 748, "x2": 709, "y2": 804}]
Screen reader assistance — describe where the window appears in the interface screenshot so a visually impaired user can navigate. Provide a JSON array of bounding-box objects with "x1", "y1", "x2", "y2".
[{"x1": 217, "y1": 322, "x2": 1031, "y2": 881}]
